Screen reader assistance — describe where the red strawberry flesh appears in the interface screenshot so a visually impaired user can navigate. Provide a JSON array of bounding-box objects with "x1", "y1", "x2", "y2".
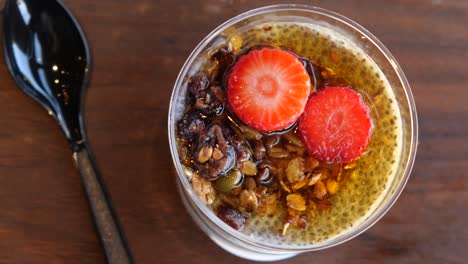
[
  {"x1": 298, "y1": 87, "x2": 373, "y2": 163},
  {"x1": 227, "y1": 48, "x2": 311, "y2": 132}
]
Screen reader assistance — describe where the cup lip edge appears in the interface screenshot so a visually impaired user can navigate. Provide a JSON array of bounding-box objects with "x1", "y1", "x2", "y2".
[{"x1": 168, "y1": 4, "x2": 419, "y2": 251}]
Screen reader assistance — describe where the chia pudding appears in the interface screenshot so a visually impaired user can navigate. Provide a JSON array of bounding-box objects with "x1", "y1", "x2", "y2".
[{"x1": 173, "y1": 21, "x2": 402, "y2": 246}]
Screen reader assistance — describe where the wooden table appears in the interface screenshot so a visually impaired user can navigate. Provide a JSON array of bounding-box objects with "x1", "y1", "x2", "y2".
[{"x1": 0, "y1": 0, "x2": 466, "y2": 263}]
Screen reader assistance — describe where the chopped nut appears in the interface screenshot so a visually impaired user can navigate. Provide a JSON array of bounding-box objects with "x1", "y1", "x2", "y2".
[
  {"x1": 182, "y1": 165, "x2": 194, "y2": 181},
  {"x1": 327, "y1": 179, "x2": 339, "y2": 195},
  {"x1": 235, "y1": 144, "x2": 251, "y2": 163},
  {"x1": 207, "y1": 192, "x2": 216, "y2": 205},
  {"x1": 279, "y1": 177, "x2": 291, "y2": 193},
  {"x1": 228, "y1": 35, "x2": 243, "y2": 53},
  {"x1": 285, "y1": 143, "x2": 305, "y2": 155},
  {"x1": 179, "y1": 146, "x2": 191, "y2": 165},
  {"x1": 344, "y1": 162, "x2": 357, "y2": 170},
  {"x1": 286, "y1": 213, "x2": 296, "y2": 223},
  {"x1": 286, "y1": 194, "x2": 307, "y2": 211},
  {"x1": 218, "y1": 194, "x2": 240, "y2": 208},
  {"x1": 282, "y1": 131, "x2": 303, "y2": 147},
  {"x1": 268, "y1": 147, "x2": 290, "y2": 159},
  {"x1": 231, "y1": 186, "x2": 243, "y2": 196},
  {"x1": 282, "y1": 222, "x2": 291, "y2": 236},
  {"x1": 310, "y1": 167, "x2": 330, "y2": 183},
  {"x1": 244, "y1": 177, "x2": 257, "y2": 191},
  {"x1": 286, "y1": 157, "x2": 305, "y2": 183},
  {"x1": 241, "y1": 160, "x2": 258, "y2": 176},
  {"x1": 195, "y1": 97, "x2": 209, "y2": 109},
  {"x1": 258, "y1": 193, "x2": 278, "y2": 216},
  {"x1": 290, "y1": 215, "x2": 308, "y2": 228},
  {"x1": 313, "y1": 180, "x2": 327, "y2": 200},
  {"x1": 304, "y1": 156, "x2": 320, "y2": 172},
  {"x1": 197, "y1": 145, "x2": 213, "y2": 163},
  {"x1": 195, "y1": 124, "x2": 237, "y2": 180},
  {"x1": 212, "y1": 148, "x2": 224, "y2": 161},
  {"x1": 321, "y1": 67, "x2": 336, "y2": 79},
  {"x1": 291, "y1": 178, "x2": 308, "y2": 191},
  {"x1": 191, "y1": 173, "x2": 215, "y2": 205},
  {"x1": 308, "y1": 169, "x2": 323, "y2": 186},
  {"x1": 337, "y1": 167, "x2": 344, "y2": 182},
  {"x1": 240, "y1": 190, "x2": 258, "y2": 212}
]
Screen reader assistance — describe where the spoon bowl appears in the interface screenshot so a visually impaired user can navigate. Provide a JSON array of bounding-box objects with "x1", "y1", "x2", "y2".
[{"x1": 3, "y1": 0, "x2": 88, "y2": 143}]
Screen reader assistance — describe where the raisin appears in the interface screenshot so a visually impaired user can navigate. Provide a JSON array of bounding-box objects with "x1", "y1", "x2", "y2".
[
  {"x1": 176, "y1": 111, "x2": 205, "y2": 140},
  {"x1": 217, "y1": 205, "x2": 247, "y2": 231},
  {"x1": 187, "y1": 74, "x2": 209, "y2": 96}
]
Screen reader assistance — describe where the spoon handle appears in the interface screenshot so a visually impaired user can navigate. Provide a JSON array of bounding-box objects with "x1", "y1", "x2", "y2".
[{"x1": 73, "y1": 146, "x2": 133, "y2": 264}]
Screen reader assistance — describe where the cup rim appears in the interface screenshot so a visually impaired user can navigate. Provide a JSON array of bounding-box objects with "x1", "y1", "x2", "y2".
[{"x1": 168, "y1": 4, "x2": 418, "y2": 251}]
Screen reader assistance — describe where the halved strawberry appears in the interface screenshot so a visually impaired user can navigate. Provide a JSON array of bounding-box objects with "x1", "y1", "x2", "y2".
[
  {"x1": 227, "y1": 48, "x2": 311, "y2": 132},
  {"x1": 298, "y1": 87, "x2": 373, "y2": 163}
]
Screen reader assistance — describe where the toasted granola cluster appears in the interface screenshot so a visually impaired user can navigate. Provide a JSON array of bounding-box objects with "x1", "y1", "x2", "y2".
[{"x1": 177, "y1": 45, "x2": 352, "y2": 234}]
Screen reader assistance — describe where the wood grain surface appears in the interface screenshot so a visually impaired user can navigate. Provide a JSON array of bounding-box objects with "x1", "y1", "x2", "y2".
[{"x1": 0, "y1": 0, "x2": 466, "y2": 263}]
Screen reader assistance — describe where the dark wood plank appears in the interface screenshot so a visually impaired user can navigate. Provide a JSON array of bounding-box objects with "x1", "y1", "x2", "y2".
[{"x1": 0, "y1": 0, "x2": 466, "y2": 263}]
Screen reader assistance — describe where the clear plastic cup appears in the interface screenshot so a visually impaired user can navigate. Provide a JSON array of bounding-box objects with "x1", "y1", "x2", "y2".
[{"x1": 168, "y1": 4, "x2": 418, "y2": 261}]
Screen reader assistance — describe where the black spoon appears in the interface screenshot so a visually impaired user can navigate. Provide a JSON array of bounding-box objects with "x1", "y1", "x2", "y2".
[{"x1": 2, "y1": 0, "x2": 132, "y2": 263}]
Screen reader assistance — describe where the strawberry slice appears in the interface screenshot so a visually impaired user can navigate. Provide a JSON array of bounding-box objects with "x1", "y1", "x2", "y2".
[
  {"x1": 298, "y1": 87, "x2": 373, "y2": 163},
  {"x1": 227, "y1": 48, "x2": 311, "y2": 132}
]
